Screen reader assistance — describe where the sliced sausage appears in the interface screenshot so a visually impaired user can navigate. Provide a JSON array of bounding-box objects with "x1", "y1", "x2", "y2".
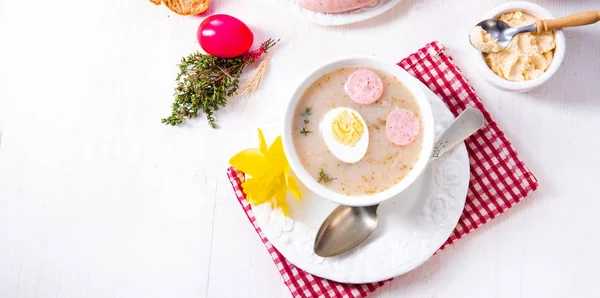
[
  {"x1": 344, "y1": 69, "x2": 383, "y2": 105},
  {"x1": 386, "y1": 109, "x2": 420, "y2": 146}
]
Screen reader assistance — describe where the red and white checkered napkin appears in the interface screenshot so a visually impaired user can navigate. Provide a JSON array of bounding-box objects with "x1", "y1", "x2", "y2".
[{"x1": 226, "y1": 41, "x2": 539, "y2": 298}]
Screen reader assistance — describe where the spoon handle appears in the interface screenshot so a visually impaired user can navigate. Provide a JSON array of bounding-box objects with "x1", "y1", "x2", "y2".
[
  {"x1": 431, "y1": 107, "x2": 485, "y2": 160},
  {"x1": 537, "y1": 10, "x2": 600, "y2": 32}
]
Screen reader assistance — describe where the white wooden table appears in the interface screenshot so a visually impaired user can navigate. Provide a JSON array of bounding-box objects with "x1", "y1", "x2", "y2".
[{"x1": 1, "y1": 0, "x2": 599, "y2": 297}]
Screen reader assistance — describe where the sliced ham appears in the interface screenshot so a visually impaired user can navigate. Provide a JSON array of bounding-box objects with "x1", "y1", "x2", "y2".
[{"x1": 298, "y1": 0, "x2": 376, "y2": 13}]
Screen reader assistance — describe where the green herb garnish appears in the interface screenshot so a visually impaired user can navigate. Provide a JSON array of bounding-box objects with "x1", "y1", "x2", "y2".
[
  {"x1": 318, "y1": 168, "x2": 336, "y2": 184},
  {"x1": 300, "y1": 127, "x2": 312, "y2": 136},
  {"x1": 300, "y1": 106, "x2": 312, "y2": 135},
  {"x1": 302, "y1": 107, "x2": 312, "y2": 117}
]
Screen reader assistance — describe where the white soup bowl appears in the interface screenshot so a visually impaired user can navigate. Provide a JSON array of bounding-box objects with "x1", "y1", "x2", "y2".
[{"x1": 282, "y1": 57, "x2": 435, "y2": 207}]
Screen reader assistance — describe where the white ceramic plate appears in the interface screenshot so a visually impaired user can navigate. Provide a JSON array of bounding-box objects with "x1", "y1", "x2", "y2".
[
  {"x1": 261, "y1": 0, "x2": 403, "y2": 26},
  {"x1": 254, "y1": 78, "x2": 470, "y2": 284}
]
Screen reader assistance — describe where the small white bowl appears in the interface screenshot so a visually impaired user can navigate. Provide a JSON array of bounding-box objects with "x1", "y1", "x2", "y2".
[
  {"x1": 473, "y1": 1, "x2": 566, "y2": 92},
  {"x1": 282, "y1": 57, "x2": 435, "y2": 207}
]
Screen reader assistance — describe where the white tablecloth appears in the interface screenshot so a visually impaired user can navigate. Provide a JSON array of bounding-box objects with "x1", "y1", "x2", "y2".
[{"x1": 1, "y1": 0, "x2": 599, "y2": 297}]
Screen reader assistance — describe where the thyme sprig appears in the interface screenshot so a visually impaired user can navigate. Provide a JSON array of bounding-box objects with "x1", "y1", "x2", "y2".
[
  {"x1": 300, "y1": 107, "x2": 313, "y2": 135},
  {"x1": 161, "y1": 39, "x2": 277, "y2": 128},
  {"x1": 300, "y1": 127, "x2": 312, "y2": 136},
  {"x1": 302, "y1": 107, "x2": 312, "y2": 118},
  {"x1": 318, "y1": 168, "x2": 336, "y2": 185}
]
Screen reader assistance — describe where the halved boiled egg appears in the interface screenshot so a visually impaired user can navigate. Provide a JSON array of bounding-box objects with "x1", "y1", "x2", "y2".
[{"x1": 320, "y1": 107, "x2": 369, "y2": 164}]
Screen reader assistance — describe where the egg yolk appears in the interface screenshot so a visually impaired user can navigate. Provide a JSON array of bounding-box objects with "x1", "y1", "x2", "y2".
[{"x1": 331, "y1": 110, "x2": 364, "y2": 146}]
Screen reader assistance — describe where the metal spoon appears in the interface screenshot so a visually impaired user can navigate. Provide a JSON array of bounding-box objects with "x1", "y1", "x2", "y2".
[
  {"x1": 313, "y1": 107, "x2": 485, "y2": 258},
  {"x1": 470, "y1": 10, "x2": 600, "y2": 52}
]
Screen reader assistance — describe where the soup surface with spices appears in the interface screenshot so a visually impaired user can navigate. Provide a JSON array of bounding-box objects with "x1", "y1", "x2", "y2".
[{"x1": 292, "y1": 67, "x2": 424, "y2": 196}]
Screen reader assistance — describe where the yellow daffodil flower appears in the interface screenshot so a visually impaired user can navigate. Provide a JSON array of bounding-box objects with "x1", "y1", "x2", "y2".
[{"x1": 229, "y1": 129, "x2": 302, "y2": 216}]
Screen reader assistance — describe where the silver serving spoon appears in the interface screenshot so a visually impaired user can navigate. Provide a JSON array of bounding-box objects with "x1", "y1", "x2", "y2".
[
  {"x1": 314, "y1": 107, "x2": 485, "y2": 258},
  {"x1": 470, "y1": 10, "x2": 600, "y2": 52}
]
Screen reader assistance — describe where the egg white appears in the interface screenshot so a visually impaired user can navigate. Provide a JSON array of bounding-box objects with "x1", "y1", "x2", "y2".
[{"x1": 320, "y1": 107, "x2": 369, "y2": 164}]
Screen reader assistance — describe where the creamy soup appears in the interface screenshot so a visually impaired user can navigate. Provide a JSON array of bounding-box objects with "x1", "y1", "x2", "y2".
[{"x1": 291, "y1": 67, "x2": 424, "y2": 196}]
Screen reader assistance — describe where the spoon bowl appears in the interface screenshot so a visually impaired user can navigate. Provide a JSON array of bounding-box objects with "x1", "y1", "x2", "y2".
[
  {"x1": 470, "y1": 19, "x2": 537, "y2": 53},
  {"x1": 313, "y1": 205, "x2": 378, "y2": 257},
  {"x1": 473, "y1": 19, "x2": 514, "y2": 50}
]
